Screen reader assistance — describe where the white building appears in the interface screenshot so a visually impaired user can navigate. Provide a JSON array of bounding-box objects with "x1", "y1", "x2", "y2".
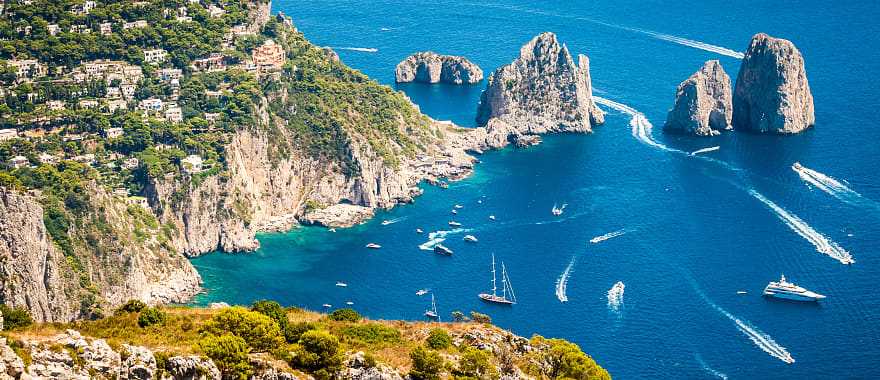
[
  {"x1": 9, "y1": 156, "x2": 29, "y2": 169},
  {"x1": 107, "y1": 99, "x2": 128, "y2": 113},
  {"x1": 204, "y1": 112, "x2": 221, "y2": 123},
  {"x1": 165, "y1": 106, "x2": 183, "y2": 123},
  {"x1": 73, "y1": 154, "x2": 96, "y2": 165},
  {"x1": 99, "y1": 22, "x2": 112, "y2": 35},
  {"x1": 7, "y1": 60, "x2": 46, "y2": 81},
  {"x1": 38, "y1": 153, "x2": 58, "y2": 164},
  {"x1": 105, "y1": 127, "x2": 124, "y2": 139},
  {"x1": 158, "y1": 68, "x2": 182, "y2": 82},
  {"x1": 78, "y1": 99, "x2": 99, "y2": 109},
  {"x1": 47, "y1": 100, "x2": 65, "y2": 111},
  {"x1": 0, "y1": 129, "x2": 18, "y2": 141},
  {"x1": 47, "y1": 24, "x2": 60, "y2": 36},
  {"x1": 181, "y1": 155, "x2": 203, "y2": 173},
  {"x1": 121, "y1": 84, "x2": 137, "y2": 99},
  {"x1": 122, "y1": 157, "x2": 139, "y2": 170},
  {"x1": 207, "y1": 4, "x2": 225, "y2": 18},
  {"x1": 138, "y1": 98, "x2": 163, "y2": 112},
  {"x1": 143, "y1": 49, "x2": 167, "y2": 64},
  {"x1": 123, "y1": 20, "x2": 148, "y2": 30}
]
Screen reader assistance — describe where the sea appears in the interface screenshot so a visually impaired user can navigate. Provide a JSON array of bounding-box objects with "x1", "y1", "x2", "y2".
[{"x1": 191, "y1": 1, "x2": 880, "y2": 378}]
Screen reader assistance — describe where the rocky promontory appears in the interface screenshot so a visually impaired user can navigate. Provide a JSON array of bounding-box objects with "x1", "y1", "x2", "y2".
[
  {"x1": 664, "y1": 60, "x2": 733, "y2": 136},
  {"x1": 475, "y1": 32, "x2": 604, "y2": 141},
  {"x1": 733, "y1": 33, "x2": 815, "y2": 134},
  {"x1": 395, "y1": 52, "x2": 483, "y2": 84}
]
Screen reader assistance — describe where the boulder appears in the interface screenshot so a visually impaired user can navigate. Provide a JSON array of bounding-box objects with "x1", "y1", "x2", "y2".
[
  {"x1": 475, "y1": 32, "x2": 604, "y2": 136},
  {"x1": 163, "y1": 355, "x2": 221, "y2": 380},
  {"x1": 664, "y1": 60, "x2": 733, "y2": 136},
  {"x1": 395, "y1": 52, "x2": 483, "y2": 84},
  {"x1": 343, "y1": 352, "x2": 404, "y2": 380},
  {"x1": 732, "y1": 33, "x2": 814, "y2": 134},
  {"x1": 122, "y1": 344, "x2": 157, "y2": 380}
]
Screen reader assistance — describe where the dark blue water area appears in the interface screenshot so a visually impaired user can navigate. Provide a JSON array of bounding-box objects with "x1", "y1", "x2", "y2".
[{"x1": 192, "y1": 1, "x2": 880, "y2": 378}]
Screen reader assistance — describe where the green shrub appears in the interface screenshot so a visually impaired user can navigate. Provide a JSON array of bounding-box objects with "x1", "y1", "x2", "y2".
[
  {"x1": 470, "y1": 312, "x2": 491, "y2": 324},
  {"x1": 409, "y1": 346, "x2": 444, "y2": 380},
  {"x1": 528, "y1": 336, "x2": 610, "y2": 380},
  {"x1": 451, "y1": 311, "x2": 468, "y2": 322},
  {"x1": 200, "y1": 307, "x2": 284, "y2": 352},
  {"x1": 341, "y1": 323, "x2": 401, "y2": 345},
  {"x1": 328, "y1": 308, "x2": 361, "y2": 322},
  {"x1": 453, "y1": 347, "x2": 497, "y2": 380},
  {"x1": 426, "y1": 328, "x2": 452, "y2": 350},
  {"x1": 198, "y1": 334, "x2": 253, "y2": 380},
  {"x1": 290, "y1": 330, "x2": 344, "y2": 380},
  {"x1": 117, "y1": 299, "x2": 147, "y2": 314},
  {"x1": 137, "y1": 307, "x2": 167, "y2": 328},
  {"x1": 251, "y1": 300, "x2": 289, "y2": 332},
  {"x1": 284, "y1": 321, "x2": 318, "y2": 343},
  {"x1": 0, "y1": 305, "x2": 33, "y2": 330}
]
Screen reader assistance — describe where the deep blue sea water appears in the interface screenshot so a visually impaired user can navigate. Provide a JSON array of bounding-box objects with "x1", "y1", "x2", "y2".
[{"x1": 192, "y1": 1, "x2": 880, "y2": 378}]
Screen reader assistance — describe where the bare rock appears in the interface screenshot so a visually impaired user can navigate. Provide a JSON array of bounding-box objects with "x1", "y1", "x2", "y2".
[
  {"x1": 343, "y1": 352, "x2": 404, "y2": 380},
  {"x1": 163, "y1": 355, "x2": 221, "y2": 380},
  {"x1": 664, "y1": 60, "x2": 733, "y2": 136},
  {"x1": 0, "y1": 338, "x2": 24, "y2": 379},
  {"x1": 122, "y1": 344, "x2": 157, "y2": 380},
  {"x1": 733, "y1": 33, "x2": 815, "y2": 134},
  {"x1": 475, "y1": 32, "x2": 604, "y2": 136},
  {"x1": 300, "y1": 204, "x2": 375, "y2": 228},
  {"x1": 512, "y1": 134, "x2": 542, "y2": 148},
  {"x1": 395, "y1": 52, "x2": 483, "y2": 84}
]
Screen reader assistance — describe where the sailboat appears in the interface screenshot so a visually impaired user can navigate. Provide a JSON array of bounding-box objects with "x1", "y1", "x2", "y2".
[
  {"x1": 424, "y1": 294, "x2": 439, "y2": 319},
  {"x1": 478, "y1": 254, "x2": 517, "y2": 305}
]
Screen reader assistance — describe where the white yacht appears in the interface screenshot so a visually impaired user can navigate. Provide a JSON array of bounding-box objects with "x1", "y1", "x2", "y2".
[
  {"x1": 454, "y1": 204, "x2": 463, "y2": 209},
  {"x1": 434, "y1": 244, "x2": 453, "y2": 256},
  {"x1": 448, "y1": 221, "x2": 462, "y2": 227},
  {"x1": 463, "y1": 235, "x2": 478, "y2": 243},
  {"x1": 365, "y1": 243, "x2": 381, "y2": 249},
  {"x1": 763, "y1": 275, "x2": 826, "y2": 302},
  {"x1": 478, "y1": 254, "x2": 517, "y2": 305},
  {"x1": 416, "y1": 228, "x2": 424, "y2": 234},
  {"x1": 335, "y1": 282, "x2": 348, "y2": 287}
]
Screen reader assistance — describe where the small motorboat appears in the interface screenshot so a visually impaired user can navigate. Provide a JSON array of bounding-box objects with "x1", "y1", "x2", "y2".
[
  {"x1": 416, "y1": 289, "x2": 429, "y2": 296},
  {"x1": 477, "y1": 200, "x2": 482, "y2": 204},
  {"x1": 463, "y1": 235, "x2": 478, "y2": 243},
  {"x1": 488, "y1": 215, "x2": 496, "y2": 221},
  {"x1": 346, "y1": 301, "x2": 354, "y2": 305},
  {"x1": 322, "y1": 304, "x2": 332, "y2": 309},
  {"x1": 439, "y1": 181, "x2": 449, "y2": 189},
  {"x1": 454, "y1": 204, "x2": 463, "y2": 209},
  {"x1": 451, "y1": 209, "x2": 458, "y2": 215},
  {"x1": 366, "y1": 243, "x2": 382, "y2": 249},
  {"x1": 448, "y1": 221, "x2": 462, "y2": 227},
  {"x1": 335, "y1": 282, "x2": 348, "y2": 287},
  {"x1": 737, "y1": 290, "x2": 748, "y2": 295},
  {"x1": 416, "y1": 228, "x2": 424, "y2": 234},
  {"x1": 381, "y1": 220, "x2": 393, "y2": 226},
  {"x1": 434, "y1": 244, "x2": 453, "y2": 256}
]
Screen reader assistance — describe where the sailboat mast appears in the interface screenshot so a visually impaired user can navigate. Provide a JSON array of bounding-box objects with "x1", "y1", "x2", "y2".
[
  {"x1": 501, "y1": 263, "x2": 507, "y2": 299},
  {"x1": 491, "y1": 253, "x2": 497, "y2": 296}
]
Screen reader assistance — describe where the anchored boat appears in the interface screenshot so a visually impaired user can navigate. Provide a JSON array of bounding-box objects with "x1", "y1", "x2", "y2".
[
  {"x1": 763, "y1": 274, "x2": 826, "y2": 302},
  {"x1": 425, "y1": 294, "x2": 439, "y2": 319},
  {"x1": 434, "y1": 244, "x2": 453, "y2": 256},
  {"x1": 478, "y1": 254, "x2": 517, "y2": 305}
]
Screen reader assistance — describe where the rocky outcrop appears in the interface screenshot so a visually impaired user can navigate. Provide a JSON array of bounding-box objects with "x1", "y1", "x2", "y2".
[
  {"x1": 301, "y1": 204, "x2": 375, "y2": 228},
  {"x1": 344, "y1": 352, "x2": 404, "y2": 380},
  {"x1": 664, "y1": 60, "x2": 733, "y2": 136},
  {"x1": 475, "y1": 32, "x2": 604, "y2": 141},
  {"x1": 395, "y1": 52, "x2": 483, "y2": 84},
  {"x1": 733, "y1": 33, "x2": 814, "y2": 134},
  {"x1": 164, "y1": 356, "x2": 221, "y2": 380}
]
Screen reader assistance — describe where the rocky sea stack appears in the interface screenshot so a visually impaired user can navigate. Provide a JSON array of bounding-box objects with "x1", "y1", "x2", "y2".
[
  {"x1": 395, "y1": 52, "x2": 483, "y2": 84},
  {"x1": 733, "y1": 33, "x2": 815, "y2": 134},
  {"x1": 664, "y1": 60, "x2": 733, "y2": 136},
  {"x1": 475, "y1": 32, "x2": 604, "y2": 135}
]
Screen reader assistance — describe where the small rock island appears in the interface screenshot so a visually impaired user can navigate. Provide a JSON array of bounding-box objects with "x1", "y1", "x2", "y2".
[
  {"x1": 733, "y1": 33, "x2": 815, "y2": 134},
  {"x1": 395, "y1": 52, "x2": 483, "y2": 84},
  {"x1": 475, "y1": 32, "x2": 604, "y2": 136},
  {"x1": 664, "y1": 60, "x2": 733, "y2": 136}
]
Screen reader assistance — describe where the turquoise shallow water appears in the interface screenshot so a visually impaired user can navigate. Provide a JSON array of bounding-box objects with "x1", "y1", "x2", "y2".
[{"x1": 193, "y1": 1, "x2": 880, "y2": 378}]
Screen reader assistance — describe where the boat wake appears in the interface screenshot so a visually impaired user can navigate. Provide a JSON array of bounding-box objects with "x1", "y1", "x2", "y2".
[
  {"x1": 793, "y1": 162, "x2": 864, "y2": 205},
  {"x1": 592, "y1": 96, "x2": 678, "y2": 152},
  {"x1": 418, "y1": 228, "x2": 470, "y2": 251},
  {"x1": 607, "y1": 281, "x2": 625, "y2": 311},
  {"x1": 381, "y1": 216, "x2": 407, "y2": 226},
  {"x1": 695, "y1": 353, "x2": 728, "y2": 380},
  {"x1": 590, "y1": 229, "x2": 627, "y2": 244},
  {"x1": 555, "y1": 258, "x2": 575, "y2": 303},
  {"x1": 690, "y1": 146, "x2": 720, "y2": 156},
  {"x1": 749, "y1": 190, "x2": 854, "y2": 264},
  {"x1": 331, "y1": 47, "x2": 379, "y2": 53}
]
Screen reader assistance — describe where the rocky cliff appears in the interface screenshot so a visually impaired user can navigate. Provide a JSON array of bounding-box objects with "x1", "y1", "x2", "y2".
[
  {"x1": 664, "y1": 60, "x2": 733, "y2": 136},
  {"x1": 395, "y1": 52, "x2": 484, "y2": 84},
  {"x1": 475, "y1": 32, "x2": 604, "y2": 142},
  {"x1": 732, "y1": 33, "x2": 815, "y2": 134}
]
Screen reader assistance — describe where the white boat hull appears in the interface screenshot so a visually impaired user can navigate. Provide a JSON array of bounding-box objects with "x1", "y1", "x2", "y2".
[
  {"x1": 763, "y1": 290, "x2": 825, "y2": 302},
  {"x1": 478, "y1": 293, "x2": 514, "y2": 305}
]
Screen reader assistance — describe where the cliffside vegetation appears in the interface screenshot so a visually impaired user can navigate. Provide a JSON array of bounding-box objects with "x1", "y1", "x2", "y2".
[{"x1": 2, "y1": 301, "x2": 611, "y2": 380}]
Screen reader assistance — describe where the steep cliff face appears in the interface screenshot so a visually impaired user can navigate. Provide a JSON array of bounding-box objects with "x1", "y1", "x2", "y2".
[
  {"x1": 733, "y1": 33, "x2": 815, "y2": 134},
  {"x1": 475, "y1": 32, "x2": 604, "y2": 139},
  {"x1": 395, "y1": 52, "x2": 484, "y2": 84},
  {"x1": 664, "y1": 60, "x2": 733, "y2": 136}
]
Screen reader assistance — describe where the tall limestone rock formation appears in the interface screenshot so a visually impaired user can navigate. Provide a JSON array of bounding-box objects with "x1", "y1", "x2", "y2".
[
  {"x1": 664, "y1": 60, "x2": 733, "y2": 136},
  {"x1": 475, "y1": 32, "x2": 604, "y2": 139},
  {"x1": 733, "y1": 33, "x2": 815, "y2": 134},
  {"x1": 395, "y1": 52, "x2": 483, "y2": 84}
]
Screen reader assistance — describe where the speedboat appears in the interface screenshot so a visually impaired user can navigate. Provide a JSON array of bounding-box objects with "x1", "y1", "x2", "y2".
[
  {"x1": 454, "y1": 204, "x2": 463, "y2": 209},
  {"x1": 416, "y1": 228, "x2": 424, "y2": 234},
  {"x1": 434, "y1": 244, "x2": 453, "y2": 256},
  {"x1": 451, "y1": 209, "x2": 458, "y2": 215},
  {"x1": 763, "y1": 274, "x2": 826, "y2": 302},
  {"x1": 381, "y1": 220, "x2": 393, "y2": 226},
  {"x1": 448, "y1": 221, "x2": 462, "y2": 227},
  {"x1": 416, "y1": 289, "x2": 429, "y2": 296},
  {"x1": 346, "y1": 301, "x2": 354, "y2": 305},
  {"x1": 792, "y1": 162, "x2": 803, "y2": 170},
  {"x1": 365, "y1": 243, "x2": 381, "y2": 249},
  {"x1": 488, "y1": 215, "x2": 496, "y2": 221},
  {"x1": 335, "y1": 282, "x2": 347, "y2": 287},
  {"x1": 477, "y1": 200, "x2": 482, "y2": 204},
  {"x1": 322, "y1": 304, "x2": 332, "y2": 309},
  {"x1": 737, "y1": 290, "x2": 748, "y2": 295},
  {"x1": 463, "y1": 235, "x2": 478, "y2": 243}
]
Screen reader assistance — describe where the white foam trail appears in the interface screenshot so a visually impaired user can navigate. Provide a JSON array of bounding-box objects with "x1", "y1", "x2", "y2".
[
  {"x1": 331, "y1": 47, "x2": 378, "y2": 53},
  {"x1": 695, "y1": 353, "x2": 728, "y2": 380},
  {"x1": 713, "y1": 302, "x2": 795, "y2": 364},
  {"x1": 793, "y1": 163, "x2": 862, "y2": 203},
  {"x1": 593, "y1": 96, "x2": 678, "y2": 152},
  {"x1": 381, "y1": 216, "x2": 407, "y2": 225},
  {"x1": 555, "y1": 258, "x2": 575, "y2": 303},
  {"x1": 690, "y1": 146, "x2": 720, "y2": 156},
  {"x1": 471, "y1": 3, "x2": 743, "y2": 59},
  {"x1": 418, "y1": 228, "x2": 469, "y2": 251},
  {"x1": 749, "y1": 190, "x2": 854, "y2": 264},
  {"x1": 607, "y1": 281, "x2": 625, "y2": 311},
  {"x1": 590, "y1": 229, "x2": 626, "y2": 244}
]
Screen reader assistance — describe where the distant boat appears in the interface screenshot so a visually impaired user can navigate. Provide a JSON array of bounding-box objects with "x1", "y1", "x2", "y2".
[
  {"x1": 454, "y1": 204, "x2": 463, "y2": 209},
  {"x1": 335, "y1": 282, "x2": 348, "y2": 287},
  {"x1": 737, "y1": 291, "x2": 748, "y2": 295},
  {"x1": 322, "y1": 304, "x2": 332, "y2": 309},
  {"x1": 477, "y1": 200, "x2": 482, "y2": 204},
  {"x1": 763, "y1": 274, "x2": 825, "y2": 302},
  {"x1": 463, "y1": 235, "x2": 478, "y2": 243},
  {"x1": 478, "y1": 254, "x2": 517, "y2": 305},
  {"x1": 416, "y1": 228, "x2": 424, "y2": 234},
  {"x1": 607, "y1": 282, "x2": 625, "y2": 310},
  {"x1": 451, "y1": 209, "x2": 458, "y2": 215},
  {"x1": 416, "y1": 289, "x2": 429, "y2": 296},
  {"x1": 488, "y1": 215, "x2": 496, "y2": 221},
  {"x1": 381, "y1": 220, "x2": 393, "y2": 226},
  {"x1": 328, "y1": 228, "x2": 337, "y2": 232},
  {"x1": 425, "y1": 294, "x2": 439, "y2": 319},
  {"x1": 551, "y1": 203, "x2": 567, "y2": 216},
  {"x1": 346, "y1": 301, "x2": 354, "y2": 305},
  {"x1": 439, "y1": 181, "x2": 449, "y2": 189},
  {"x1": 365, "y1": 243, "x2": 381, "y2": 249},
  {"x1": 434, "y1": 244, "x2": 453, "y2": 256},
  {"x1": 448, "y1": 221, "x2": 462, "y2": 227}
]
